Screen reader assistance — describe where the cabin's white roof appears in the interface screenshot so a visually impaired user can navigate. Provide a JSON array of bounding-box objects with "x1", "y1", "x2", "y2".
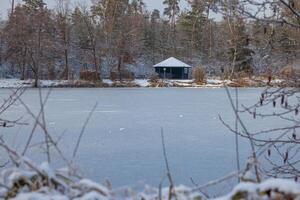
[{"x1": 154, "y1": 57, "x2": 192, "y2": 68}]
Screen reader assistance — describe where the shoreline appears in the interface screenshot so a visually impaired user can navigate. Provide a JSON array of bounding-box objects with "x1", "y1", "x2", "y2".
[{"x1": 0, "y1": 78, "x2": 285, "y2": 89}]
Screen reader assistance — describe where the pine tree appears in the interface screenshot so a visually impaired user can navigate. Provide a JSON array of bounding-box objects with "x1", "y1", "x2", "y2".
[
  {"x1": 163, "y1": 0, "x2": 180, "y2": 55},
  {"x1": 228, "y1": 17, "x2": 253, "y2": 74},
  {"x1": 22, "y1": 0, "x2": 46, "y2": 10},
  {"x1": 143, "y1": 9, "x2": 162, "y2": 64},
  {"x1": 177, "y1": 9, "x2": 206, "y2": 58}
]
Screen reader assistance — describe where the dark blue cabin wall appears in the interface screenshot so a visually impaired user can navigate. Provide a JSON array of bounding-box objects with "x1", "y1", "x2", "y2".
[{"x1": 154, "y1": 67, "x2": 191, "y2": 79}]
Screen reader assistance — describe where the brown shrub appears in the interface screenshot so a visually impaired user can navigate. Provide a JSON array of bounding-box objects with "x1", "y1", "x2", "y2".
[
  {"x1": 80, "y1": 70, "x2": 99, "y2": 81},
  {"x1": 237, "y1": 71, "x2": 251, "y2": 78},
  {"x1": 109, "y1": 71, "x2": 118, "y2": 81},
  {"x1": 110, "y1": 69, "x2": 135, "y2": 81},
  {"x1": 192, "y1": 66, "x2": 206, "y2": 84},
  {"x1": 280, "y1": 66, "x2": 300, "y2": 79},
  {"x1": 121, "y1": 69, "x2": 134, "y2": 80},
  {"x1": 230, "y1": 78, "x2": 252, "y2": 87},
  {"x1": 222, "y1": 70, "x2": 231, "y2": 80},
  {"x1": 149, "y1": 73, "x2": 159, "y2": 83}
]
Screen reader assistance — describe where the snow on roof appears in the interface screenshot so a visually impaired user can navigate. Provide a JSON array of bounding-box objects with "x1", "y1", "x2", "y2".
[{"x1": 154, "y1": 57, "x2": 192, "y2": 68}]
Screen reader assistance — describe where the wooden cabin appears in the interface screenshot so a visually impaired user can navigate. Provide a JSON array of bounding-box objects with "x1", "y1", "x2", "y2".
[{"x1": 154, "y1": 57, "x2": 192, "y2": 79}]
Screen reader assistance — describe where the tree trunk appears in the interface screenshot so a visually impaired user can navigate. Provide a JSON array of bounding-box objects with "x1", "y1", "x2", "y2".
[
  {"x1": 11, "y1": 0, "x2": 15, "y2": 15},
  {"x1": 64, "y1": 47, "x2": 69, "y2": 79},
  {"x1": 34, "y1": 73, "x2": 39, "y2": 88},
  {"x1": 93, "y1": 47, "x2": 100, "y2": 81},
  {"x1": 117, "y1": 55, "x2": 123, "y2": 81},
  {"x1": 32, "y1": 62, "x2": 39, "y2": 87},
  {"x1": 21, "y1": 47, "x2": 27, "y2": 80},
  {"x1": 21, "y1": 64, "x2": 25, "y2": 80},
  {"x1": 30, "y1": 51, "x2": 39, "y2": 88}
]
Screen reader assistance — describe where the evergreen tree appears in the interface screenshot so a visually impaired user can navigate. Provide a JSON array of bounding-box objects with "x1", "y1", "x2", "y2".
[
  {"x1": 163, "y1": 0, "x2": 180, "y2": 55},
  {"x1": 228, "y1": 17, "x2": 253, "y2": 74},
  {"x1": 22, "y1": 0, "x2": 46, "y2": 10},
  {"x1": 177, "y1": 9, "x2": 206, "y2": 58},
  {"x1": 143, "y1": 9, "x2": 162, "y2": 64}
]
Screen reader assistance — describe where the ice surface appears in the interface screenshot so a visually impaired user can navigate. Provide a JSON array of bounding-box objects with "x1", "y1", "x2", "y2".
[{"x1": 0, "y1": 88, "x2": 282, "y2": 189}]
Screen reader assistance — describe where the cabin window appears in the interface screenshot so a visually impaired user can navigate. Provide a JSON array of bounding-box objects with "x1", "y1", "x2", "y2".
[{"x1": 184, "y1": 68, "x2": 188, "y2": 74}]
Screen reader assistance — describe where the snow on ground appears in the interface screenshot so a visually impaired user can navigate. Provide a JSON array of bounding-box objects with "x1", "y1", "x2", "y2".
[
  {"x1": 206, "y1": 79, "x2": 224, "y2": 85},
  {"x1": 0, "y1": 79, "x2": 32, "y2": 88},
  {"x1": 0, "y1": 78, "x2": 228, "y2": 88},
  {"x1": 102, "y1": 79, "x2": 114, "y2": 85},
  {"x1": 208, "y1": 79, "x2": 231, "y2": 84},
  {"x1": 165, "y1": 79, "x2": 193, "y2": 87},
  {"x1": 0, "y1": 78, "x2": 284, "y2": 88},
  {"x1": 0, "y1": 79, "x2": 75, "y2": 88},
  {"x1": 0, "y1": 79, "x2": 152, "y2": 88},
  {"x1": 39, "y1": 80, "x2": 73, "y2": 87},
  {"x1": 134, "y1": 79, "x2": 150, "y2": 87},
  {"x1": 270, "y1": 79, "x2": 284, "y2": 84}
]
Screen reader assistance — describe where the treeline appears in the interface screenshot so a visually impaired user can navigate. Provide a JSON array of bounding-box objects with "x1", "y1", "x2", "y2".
[{"x1": 0, "y1": 0, "x2": 299, "y2": 85}]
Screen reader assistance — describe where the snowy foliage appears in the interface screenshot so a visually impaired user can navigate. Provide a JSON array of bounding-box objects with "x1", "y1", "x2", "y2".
[
  {"x1": 0, "y1": 161, "x2": 204, "y2": 200},
  {"x1": 215, "y1": 179, "x2": 300, "y2": 200},
  {"x1": 1, "y1": 162, "x2": 300, "y2": 200}
]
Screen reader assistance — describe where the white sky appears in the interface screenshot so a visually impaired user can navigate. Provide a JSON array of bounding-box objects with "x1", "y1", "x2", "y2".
[{"x1": 0, "y1": 0, "x2": 190, "y2": 19}]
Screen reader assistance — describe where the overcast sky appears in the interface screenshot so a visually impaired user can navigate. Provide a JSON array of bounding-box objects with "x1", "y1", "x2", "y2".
[{"x1": 0, "y1": 0, "x2": 189, "y2": 19}]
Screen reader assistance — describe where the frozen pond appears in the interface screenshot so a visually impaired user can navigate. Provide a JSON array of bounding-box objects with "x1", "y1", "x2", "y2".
[{"x1": 0, "y1": 88, "x2": 279, "y2": 189}]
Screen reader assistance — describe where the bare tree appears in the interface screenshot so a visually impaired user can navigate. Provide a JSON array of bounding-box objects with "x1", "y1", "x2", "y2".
[
  {"x1": 10, "y1": 0, "x2": 15, "y2": 15},
  {"x1": 55, "y1": 0, "x2": 72, "y2": 80},
  {"x1": 73, "y1": 4, "x2": 102, "y2": 80}
]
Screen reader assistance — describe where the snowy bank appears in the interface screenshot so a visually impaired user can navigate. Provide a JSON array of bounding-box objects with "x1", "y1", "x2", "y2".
[
  {"x1": 0, "y1": 78, "x2": 285, "y2": 88},
  {"x1": 0, "y1": 79, "x2": 80, "y2": 88}
]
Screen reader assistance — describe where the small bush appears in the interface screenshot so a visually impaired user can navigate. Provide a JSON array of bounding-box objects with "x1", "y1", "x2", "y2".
[
  {"x1": 222, "y1": 70, "x2": 231, "y2": 80},
  {"x1": 80, "y1": 70, "x2": 99, "y2": 81},
  {"x1": 149, "y1": 73, "x2": 159, "y2": 83},
  {"x1": 237, "y1": 71, "x2": 252, "y2": 78},
  {"x1": 280, "y1": 66, "x2": 300, "y2": 79},
  {"x1": 110, "y1": 69, "x2": 134, "y2": 81},
  {"x1": 120, "y1": 69, "x2": 135, "y2": 81},
  {"x1": 110, "y1": 71, "x2": 118, "y2": 81},
  {"x1": 192, "y1": 66, "x2": 206, "y2": 84}
]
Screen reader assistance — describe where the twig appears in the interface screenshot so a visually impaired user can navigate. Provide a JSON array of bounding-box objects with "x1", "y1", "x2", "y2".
[
  {"x1": 190, "y1": 177, "x2": 209, "y2": 199},
  {"x1": 160, "y1": 127, "x2": 177, "y2": 200},
  {"x1": 0, "y1": 160, "x2": 9, "y2": 168},
  {"x1": 234, "y1": 87, "x2": 241, "y2": 182},
  {"x1": 38, "y1": 87, "x2": 51, "y2": 163},
  {"x1": 13, "y1": 90, "x2": 76, "y2": 173},
  {"x1": 224, "y1": 86, "x2": 261, "y2": 182},
  {"x1": 72, "y1": 102, "x2": 98, "y2": 159},
  {"x1": 191, "y1": 171, "x2": 240, "y2": 192},
  {"x1": 22, "y1": 88, "x2": 52, "y2": 156}
]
